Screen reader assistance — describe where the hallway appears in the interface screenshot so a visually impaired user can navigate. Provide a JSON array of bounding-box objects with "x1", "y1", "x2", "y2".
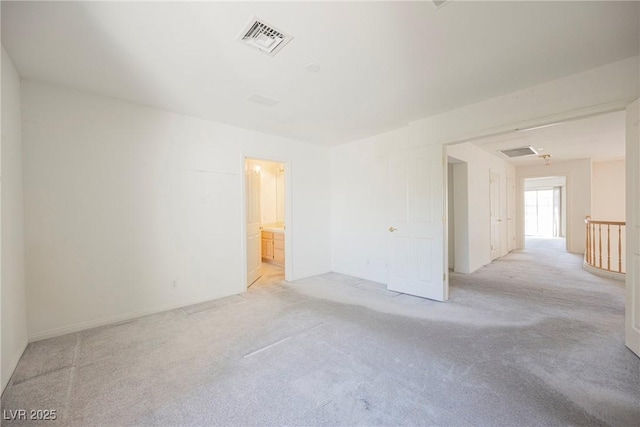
[{"x1": 449, "y1": 237, "x2": 638, "y2": 425}]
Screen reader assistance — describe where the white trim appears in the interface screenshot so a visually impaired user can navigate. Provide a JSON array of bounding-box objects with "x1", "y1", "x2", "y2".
[
  {"x1": 239, "y1": 157, "x2": 249, "y2": 292},
  {"x1": 443, "y1": 98, "x2": 633, "y2": 148},
  {"x1": 442, "y1": 102, "x2": 630, "y2": 266},
  {"x1": 27, "y1": 294, "x2": 231, "y2": 342},
  {"x1": 442, "y1": 145, "x2": 450, "y2": 299}
]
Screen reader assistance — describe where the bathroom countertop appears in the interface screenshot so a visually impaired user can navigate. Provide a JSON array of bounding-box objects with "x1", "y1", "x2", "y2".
[{"x1": 262, "y1": 227, "x2": 285, "y2": 233}]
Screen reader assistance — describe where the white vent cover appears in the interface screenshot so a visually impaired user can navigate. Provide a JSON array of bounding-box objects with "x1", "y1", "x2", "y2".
[
  {"x1": 246, "y1": 93, "x2": 279, "y2": 107},
  {"x1": 432, "y1": 0, "x2": 451, "y2": 8},
  {"x1": 499, "y1": 146, "x2": 539, "y2": 158},
  {"x1": 238, "y1": 17, "x2": 293, "y2": 56}
]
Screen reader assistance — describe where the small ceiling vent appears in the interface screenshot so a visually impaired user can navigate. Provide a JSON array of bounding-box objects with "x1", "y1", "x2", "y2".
[
  {"x1": 246, "y1": 93, "x2": 279, "y2": 107},
  {"x1": 432, "y1": 0, "x2": 451, "y2": 8},
  {"x1": 238, "y1": 17, "x2": 293, "y2": 56},
  {"x1": 499, "y1": 146, "x2": 539, "y2": 158}
]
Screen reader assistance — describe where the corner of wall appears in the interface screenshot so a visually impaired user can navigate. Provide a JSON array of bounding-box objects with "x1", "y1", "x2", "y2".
[{"x1": 1, "y1": 47, "x2": 29, "y2": 392}]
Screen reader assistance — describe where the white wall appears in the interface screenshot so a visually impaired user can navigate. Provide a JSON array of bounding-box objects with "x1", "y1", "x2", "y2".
[
  {"x1": 22, "y1": 80, "x2": 331, "y2": 340},
  {"x1": 516, "y1": 159, "x2": 592, "y2": 254},
  {"x1": 592, "y1": 160, "x2": 626, "y2": 221},
  {"x1": 18, "y1": 56, "x2": 639, "y2": 338},
  {"x1": 446, "y1": 142, "x2": 516, "y2": 273},
  {"x1": 330, "y1": 127, "x2": 410, "y2": 284},
  {"x1": 1, "y1": 48, "x2": 28, "y2": 391},
  {"x1": 406, "y1": 57, "x2": 639, "y2": 147},
  {"x1": 331, "y1": 57, "x2": 637, "y2": 284}
]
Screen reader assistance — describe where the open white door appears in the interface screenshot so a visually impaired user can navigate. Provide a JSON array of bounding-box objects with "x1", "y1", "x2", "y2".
[
  {"x1": 490, "y1": 170, "x2": 502, "y2": 260},
  {"x1": 388, "y1": 146, "x2": 447, "y2": 301},
  {"x1": 626, "y1": 99, "x2": 640, "y2": 357},
  {"x1": 246, "y1": 163, "x2": 262, "y2": 286}
]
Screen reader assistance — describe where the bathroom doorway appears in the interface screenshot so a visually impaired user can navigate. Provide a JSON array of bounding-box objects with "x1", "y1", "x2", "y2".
[{"x1": 245, "y1": 158, "x2": 286, "y2": 288}]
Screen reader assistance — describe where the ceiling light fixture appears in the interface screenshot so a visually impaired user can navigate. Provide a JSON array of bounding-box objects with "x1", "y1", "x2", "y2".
[{"x1": 539, "y1": 154, "x2": 552, "y2": 166}]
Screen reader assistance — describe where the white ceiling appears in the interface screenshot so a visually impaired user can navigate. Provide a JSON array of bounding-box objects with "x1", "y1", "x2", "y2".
[
  {"x1": 2, "y1": 1, "x2": 639, "y2": 146},
  {"x1": 470, "y1": 110, "x2": 626, "y2": 165}
]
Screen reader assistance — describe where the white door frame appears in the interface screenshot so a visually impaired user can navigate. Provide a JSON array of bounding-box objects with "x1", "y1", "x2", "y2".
[
  {"x1": 441, "y1": 102, "x2": 634, "y2": 353},
  {"x1": 490, "y1": 169, "x2": 502, "y2": 260},
  {"x1": 625, "y1": 99, "x2": 640, "y2": 357},
  {"x1": 245, "y1": 161, "x2": 262, "y2": 285},
  {"x1": 240, "y1": 154, "x2": 293, "y2": 291},
  {"x1": 446, "y1": 158, "x2": 470, "y2": 274},
  {"x1": 506, "y1": 176, "x2": 516, "y2": 251}
]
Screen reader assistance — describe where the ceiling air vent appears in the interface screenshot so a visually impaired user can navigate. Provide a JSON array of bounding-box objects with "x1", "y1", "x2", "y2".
[
  {"x1": 238, "y1": 17, "x2": 293, "y2": 56},
  {"x1": 246, "y1": 93, "x2": 279, "y2": 107},
  {"x1": 432, "y1": 0, "x2": 451, "y2": 8},
  {"x1": 499, "y1": 146, "x2": 539, "y2": 158}
]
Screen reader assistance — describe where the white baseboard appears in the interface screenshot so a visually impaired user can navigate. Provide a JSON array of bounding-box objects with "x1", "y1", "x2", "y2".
[{"x1": 27, "y1": 292, "x2": 241, "y2": 342}]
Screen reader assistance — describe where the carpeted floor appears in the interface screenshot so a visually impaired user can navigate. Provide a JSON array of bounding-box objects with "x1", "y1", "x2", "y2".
[{"x1": 2, "y1": 239, "x2": 638, "y2": 426}]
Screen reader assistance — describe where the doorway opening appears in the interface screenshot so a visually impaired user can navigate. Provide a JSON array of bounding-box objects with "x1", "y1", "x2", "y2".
[
  {"x1": 245, "y1": 158, "x2": 286, "y2": 288},
  {"x1": 524, "y1": 176, "x2": 567, "y2": 250},
  {"x1": 447, "y1": 156, "x2": 470, "y2": 273}
]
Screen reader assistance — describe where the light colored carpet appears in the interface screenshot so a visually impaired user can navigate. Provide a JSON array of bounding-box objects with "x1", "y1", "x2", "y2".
[{"x1": 2, "y1": 239, "x2": 638, "y2": 426}]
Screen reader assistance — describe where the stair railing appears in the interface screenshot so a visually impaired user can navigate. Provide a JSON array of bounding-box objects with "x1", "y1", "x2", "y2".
[{"x1": 584, "y1": 216, "x2": 626, "y2": 274}]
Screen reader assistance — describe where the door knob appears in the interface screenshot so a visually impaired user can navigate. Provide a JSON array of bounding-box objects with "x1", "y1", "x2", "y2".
[{"x1": 389, "y1": 227, "x2": 398, "y2": 232}]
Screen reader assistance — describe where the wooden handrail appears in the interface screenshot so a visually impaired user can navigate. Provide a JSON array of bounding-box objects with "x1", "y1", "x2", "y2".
[
  {"x1": 584, "y1": 216, "x2": 625, "y2": 274},
  {"x1": 585, "y1": 217, "x2": 625, "y2": 226}
]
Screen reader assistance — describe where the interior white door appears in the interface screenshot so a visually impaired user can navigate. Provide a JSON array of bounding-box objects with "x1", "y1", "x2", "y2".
[
  {"x1": 625, "y1": 99, "x2": 640, "y2": 357},
  {"x1": 490, "y1": 170, "x2": 502, "y2": 260},
  {"x1": 506, "y1": 176, "x2": 516, "y2": 251},
  {"x1": 246, "y1": 163, "x2": 262, "y2": 286},
  {"x1": 388, "y1": 146, "x2": 447, "y2": 301}
]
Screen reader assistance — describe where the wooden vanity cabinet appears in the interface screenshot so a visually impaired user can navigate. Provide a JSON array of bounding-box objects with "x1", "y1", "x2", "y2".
[
  {"x1": 261, "y1": 231, "x2": 274, "y2": 260},
  {"x1": 273, "y1": 233, "x2": 285, "y2": 264},
  {"x1": 261, "y1": 230, "x2": 284, "y2": 265}
]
